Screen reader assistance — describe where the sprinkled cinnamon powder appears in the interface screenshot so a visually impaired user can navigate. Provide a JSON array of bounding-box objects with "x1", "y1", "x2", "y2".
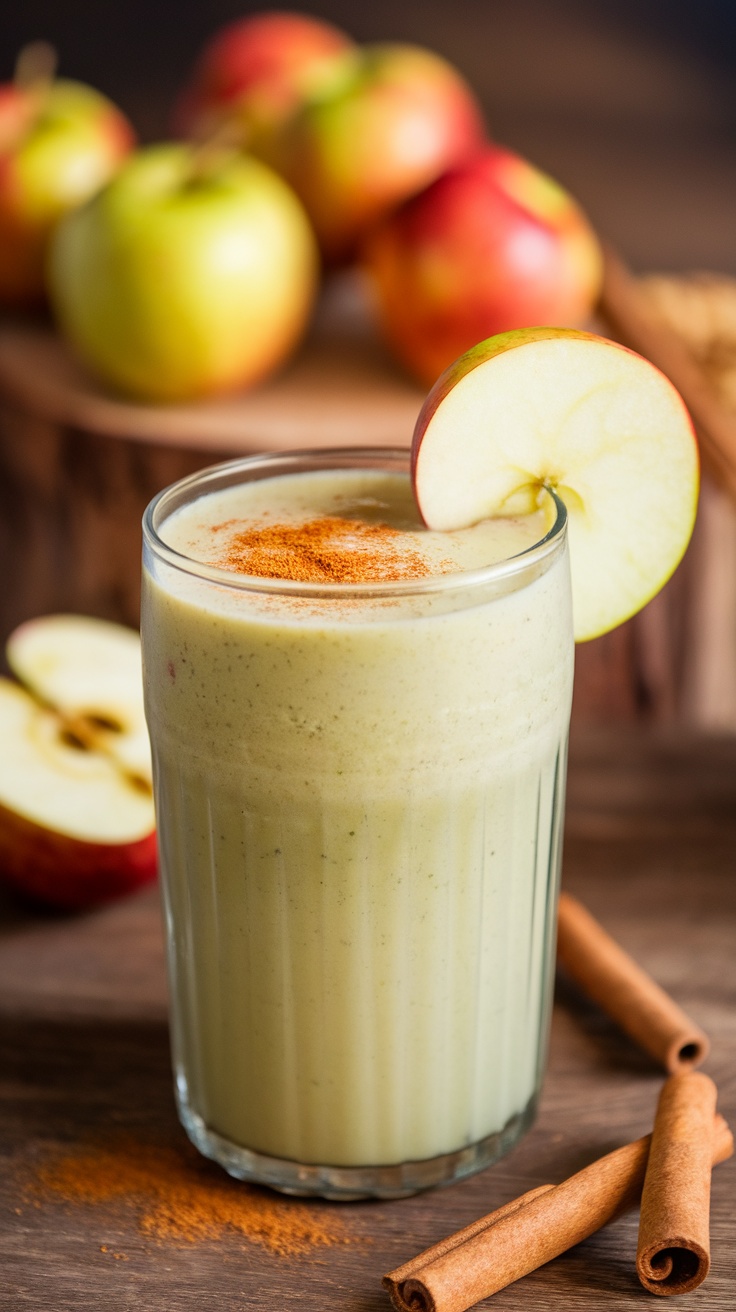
[
  {"x1": 27, "y1": 1135, "x2": 351, "y2": 1256},
  {"x1": 212, "y1": 516, "x2": 433, "y2": 584}
]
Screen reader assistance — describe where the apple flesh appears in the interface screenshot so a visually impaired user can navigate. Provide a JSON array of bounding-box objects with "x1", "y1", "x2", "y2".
[
  {"x1": 0, "y1": 71, "x2": 134, "y2": 306},
  {"x1": 411, "y1": 328, "x2": 699, "y2": 641},
  {"x1": 7, "y1": 614, "x2": 151, "y2": 786},
  {"x1": 0, "y1": 677, "x2": 156, "y2": 911},
  {"x1": 363, "y1": 144, "x2": 603, "y2": 385},
  {"x1": 48, "y1": 142, "x2": 318, "y2": 402},
  {"x1": 174, "y1": 11, "x2": 357, "y2": 152},
  {"x1": 270, "y1": 42, "x2": 486, "y2": 264},
  {"x1": 0, "y1": 614, "x2": 157, "y2": 910}
]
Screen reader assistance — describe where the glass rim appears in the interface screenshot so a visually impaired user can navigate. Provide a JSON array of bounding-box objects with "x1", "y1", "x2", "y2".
[{"x1": 142, "y1": 446, "x2": 568, "y2": 600}]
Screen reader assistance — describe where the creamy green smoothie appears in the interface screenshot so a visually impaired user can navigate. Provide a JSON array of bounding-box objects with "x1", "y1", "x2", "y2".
[{"x1": 142, "y1": 451, "x2": 574, "y2": 1196}]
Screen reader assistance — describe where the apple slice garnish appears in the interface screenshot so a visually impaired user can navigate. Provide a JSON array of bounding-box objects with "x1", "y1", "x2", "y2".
[
  {"x1": 0, "y1": 615, "x2": 156, "y2": 910},
  {"x1": 411, "y1": 327, "x2": 699, "y2": 641},
  {"x1": 7, "y1": 613, "x2": 152, "y2": 788}
]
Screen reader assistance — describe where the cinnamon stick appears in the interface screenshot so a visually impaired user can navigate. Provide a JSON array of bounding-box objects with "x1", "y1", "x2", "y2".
[
  {"x1": 637, "y1": 1071, "x2": 719, "y2": 1296},
  {"x1": 383, "y1": 1115, "x2": 732, "y2": 1312},
  {"x1": 383, "y1": 1185, "x2": 555, "y2": 1308},
  {"x1": 556, "y1": 891, "x2": 709, "y2": 1073}
]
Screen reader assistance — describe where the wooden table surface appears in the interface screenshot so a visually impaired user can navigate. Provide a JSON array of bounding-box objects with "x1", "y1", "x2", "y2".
[{"x1": 1, "y1": 728, "x2": 735, "y2": 1310}]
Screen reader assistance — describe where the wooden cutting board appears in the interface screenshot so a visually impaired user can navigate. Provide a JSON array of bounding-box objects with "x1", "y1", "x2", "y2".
[{"x1": 1, "y1": 727, "x2": 734, "y2": 1310}]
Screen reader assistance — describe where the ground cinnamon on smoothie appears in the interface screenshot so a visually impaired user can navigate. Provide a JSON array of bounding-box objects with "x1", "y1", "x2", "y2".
[
  {"x1": 27, "y1": 1136, "x2": 351, "y2": 1256},
  {"x1": 212, "y1": 516, "x2": 433, "y2": 583}
]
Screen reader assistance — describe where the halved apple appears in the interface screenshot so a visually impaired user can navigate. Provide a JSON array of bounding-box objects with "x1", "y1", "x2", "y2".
[
  {"x1": 411, "y1": 327, "x2": 699, "y2": 641},
  {"x1": 0, "y1": 615, "x2": 156, "y2": 910},
  {"x1": 7, "y1": 614, "x2": 151, "y2": 787}
]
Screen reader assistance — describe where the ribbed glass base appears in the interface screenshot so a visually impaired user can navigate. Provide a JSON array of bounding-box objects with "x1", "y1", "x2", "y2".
[{"x1": 176, "y1": 1080, "x2": 538, "y2": 1201}]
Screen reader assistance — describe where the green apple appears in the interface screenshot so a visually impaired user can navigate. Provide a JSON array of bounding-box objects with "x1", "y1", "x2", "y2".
[
  {"x1": 411, "y1": 328, "x2": 699, "y2": 641},
  {"x1": 363, "y1": 143, "x2": 603, "y2": 385},
  {"x1": 269, "y1": 42, "x2": 486, "y2": 264},
  {"x1": 0, "y1": 50, "x2": 134, "y2": 306},
  {"x1": 48, "y1": 142, "x2": 318, "y2": 402},
  {"x1": 0, "y1": 615, "x2": 156, "y2": 911}
]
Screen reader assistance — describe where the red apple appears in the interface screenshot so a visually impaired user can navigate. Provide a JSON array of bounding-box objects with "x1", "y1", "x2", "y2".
[
  {"x1": 362, "y1": 143, "x2": 603, "y2": 385},
  {"x1": 174, "y1": 11, "x2": 356, "y2": 150},
  {"x1": 270, "y1": 42, "x2": 486, "y2": 264},
  {"x1": 0, "y1": 616, "x2": 157, "y2": 911},
  {"x1": 48, "y1": 142, "x2": 318, "y2": 402},
  {"x1": 0, "y1": 45, "x2": 135, "y2": 306}
]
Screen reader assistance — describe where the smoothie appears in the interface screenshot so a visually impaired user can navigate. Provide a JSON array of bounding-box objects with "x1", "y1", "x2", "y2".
[{"x1": 142, "y1": 450, "x2": 574, "y2": 1195}]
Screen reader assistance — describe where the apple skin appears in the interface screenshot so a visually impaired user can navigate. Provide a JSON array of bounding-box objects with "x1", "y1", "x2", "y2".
[
  {"x1": 174, "y1": 11, "x2": 357, "y2": 151},
  {"x1": 0, "y1": 77, "x2": 134, "y2": 307},
  {"x1": 363, "y1": 144, "x2": 603, "y2": 385},
  {"x1": 269, "y1": 43, "x2": 486, "y2": 265},
  {"x1": 412, "y1": 325, "x2": 597, "y2": 468},
  {"x1": 48, "y1": 143, "x2": 318, "y2": 402},
  {"x1": 0, "y1": 801, "x2": 157, "y2": 911}
]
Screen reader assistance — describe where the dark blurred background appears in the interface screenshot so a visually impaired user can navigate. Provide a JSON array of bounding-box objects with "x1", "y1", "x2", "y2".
[{"x1": 2, "y1": 0, "x2": 735, "y2": 276}]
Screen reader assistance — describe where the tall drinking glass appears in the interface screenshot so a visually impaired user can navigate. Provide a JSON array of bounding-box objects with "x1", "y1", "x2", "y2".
[{"x1": 141, "y1": 448, "x2": 574, "y2": 1199}]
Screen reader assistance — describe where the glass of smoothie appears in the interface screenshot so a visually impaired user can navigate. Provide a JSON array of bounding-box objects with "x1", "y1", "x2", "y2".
[{"x1": 141, "y1": 446, "x2": 574, "y2": 1199}]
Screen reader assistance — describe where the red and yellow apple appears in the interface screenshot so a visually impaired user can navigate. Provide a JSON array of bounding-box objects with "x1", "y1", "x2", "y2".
[
  {"x1": 48, "y1": 142, "x2": 318, "y2": 402},
  {"x1": 0, "y1": 615, "x2": 156, "y2": 911},
  {"x1": 363, "y1": 144, "x2": 603, "y2": 385},
  {"x1": 174, "y1": 10, "x2": 357, "y2": 151},
  {"x1": 269, "y1": 42, "x2": 486, "y2": 264},
  {"x1": 0, "y1": 49, "x2": 134, "y2": 306},
  {"x1": 411, "y1": 328, "x2": 699, "y2": 641}
]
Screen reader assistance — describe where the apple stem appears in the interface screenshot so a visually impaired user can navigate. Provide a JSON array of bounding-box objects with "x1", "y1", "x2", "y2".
[
  {"x1": 14, "y1": 40, "x2": 58, "y2": 93},
  {"x1": 185, "y1": 118, "x2": 245, "y2": 184},
  {"x1": 14, "y1": 41, "x2": 58, "y2": 129}
]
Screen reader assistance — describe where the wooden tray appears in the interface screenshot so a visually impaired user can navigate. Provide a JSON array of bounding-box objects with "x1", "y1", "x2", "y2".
[
  {"x1": 1, "y1": 254, "x2": 735, "y2": 728},
  {"x1": 0, "y1": 274, "x2": 425, "y2": 451}
]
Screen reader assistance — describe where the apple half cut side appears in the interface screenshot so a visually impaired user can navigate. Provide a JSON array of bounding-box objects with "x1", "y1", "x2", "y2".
[
  {"x1": 0, "y1": 677, "x2": 156, "y2": 911},
  {"x1": 6, "y1": 613, "x2": 152, "y2": 787},
  {"x1": 411, "y1": 327, "x2": 699, "y2": 641}
]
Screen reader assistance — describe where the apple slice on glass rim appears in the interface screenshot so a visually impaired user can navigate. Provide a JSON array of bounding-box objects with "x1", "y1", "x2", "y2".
[{"x1": 411, "y1": 327, "x2": 699, "y2": 641}]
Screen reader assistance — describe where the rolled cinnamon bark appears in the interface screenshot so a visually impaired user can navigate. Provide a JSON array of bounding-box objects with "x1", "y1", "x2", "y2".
[
  {"x1": 383, "y1": 1115, "x2": 732, "y2": 1312},
  {"x1": 383, "y1": 1185, "x2": 555, "y2": 1311},
  {"x1": 637, "y1": 1071, "x2": 719, "y2": 1296},
  {"x1": 556, "y1": 892, "x2": 709, "y2": 1072}
]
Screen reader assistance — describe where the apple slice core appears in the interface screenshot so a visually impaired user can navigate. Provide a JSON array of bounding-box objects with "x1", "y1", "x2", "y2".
[{"x1": 411, "y1": 328, "x2": 699, "y2": 641}]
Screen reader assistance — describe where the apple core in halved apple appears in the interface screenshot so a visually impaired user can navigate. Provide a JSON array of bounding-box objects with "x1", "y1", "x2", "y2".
[
  {"x1": 411, "y1": 327, "x2": 699, "y2": 641},
  {"x1": 7, "y1": 613, "x2": 152, "y2": 784},
  {"x1": 0, "y1": 614, "x2": 157, "y2": 910}
]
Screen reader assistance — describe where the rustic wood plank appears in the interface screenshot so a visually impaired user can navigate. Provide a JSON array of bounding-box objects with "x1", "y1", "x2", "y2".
[{"x1": 0, "y1": 729, "x2": 734, "y2": 1310}]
